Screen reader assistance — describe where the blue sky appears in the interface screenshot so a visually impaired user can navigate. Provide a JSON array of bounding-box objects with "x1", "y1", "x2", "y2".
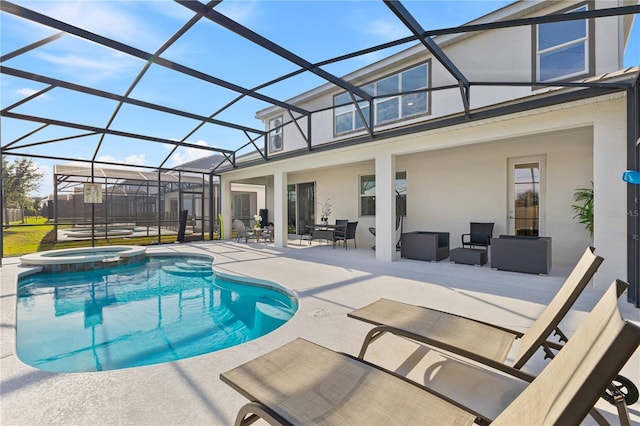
[{"x1": 1, "y1": 1, "x2": 638, "y2": 197}]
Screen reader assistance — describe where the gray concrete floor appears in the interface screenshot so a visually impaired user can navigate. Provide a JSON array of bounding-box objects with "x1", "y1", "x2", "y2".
[{"x1": 1, "y1": 240, "x2": 639, "y2": 425}]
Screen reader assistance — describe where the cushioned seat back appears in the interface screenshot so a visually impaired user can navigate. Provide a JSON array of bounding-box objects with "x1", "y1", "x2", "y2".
[
  {"x1": 334, "y1": 219, "x2": 348, "y2": 237},
  {"x1": 346, "y1": 221, "x2": 358, "y2": 238},
  {"x1": 470, "y1": 222, "x2": 494, "y2": 245}
]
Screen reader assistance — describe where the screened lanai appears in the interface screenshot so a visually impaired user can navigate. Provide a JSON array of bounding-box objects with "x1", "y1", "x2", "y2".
[
  {"x1": 1, "y1": 0, "x2": 639, "y2": 304},
  {"x1": 50, "y1": 164, "x2": 217, "y2": 244}
]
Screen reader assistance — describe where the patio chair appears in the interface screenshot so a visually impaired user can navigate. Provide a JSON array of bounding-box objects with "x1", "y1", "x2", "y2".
[
  {"x1": 461, "y1": 221, "x2": 494, "y2": 250},
  {"x1": 233, "y1": 219, "x2": 256, "y2": 243},
  {"x1": 260, "y1": 225, "x2": 273, "y2": 243},
  {"x1": 333, "y1": 219, "x2": 348, "y2": 235},
  {"x1": 333, "y1": 221, "x2": 358, "y2": 250},
  {"x1": 349, "y1": 246, "x2": 604, "y2": 371},
  {"x1": 297, "y1": 219, "x2": 312, "y2": 245},
  {"x1": 220, "y1": 279, "x2": 639, "y2": 426}
]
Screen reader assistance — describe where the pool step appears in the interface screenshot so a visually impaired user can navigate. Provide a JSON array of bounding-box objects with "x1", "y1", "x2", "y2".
[
  {"x1": 162, "y1": 261, "x2": 212, "y2": 276},
  {"x1": 187, "y1": 259, "x2": 212, "y2": 267}
]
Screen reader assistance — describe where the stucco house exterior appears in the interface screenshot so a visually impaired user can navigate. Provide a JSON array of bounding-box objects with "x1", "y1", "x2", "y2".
[{"x1": 212, "y1": 1, "x2": 639, "y2": 303}]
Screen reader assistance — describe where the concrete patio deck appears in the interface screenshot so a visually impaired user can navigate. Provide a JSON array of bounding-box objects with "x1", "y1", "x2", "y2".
[{"x1": 2, "y1": 240, "x2": 639, "y2": 425}]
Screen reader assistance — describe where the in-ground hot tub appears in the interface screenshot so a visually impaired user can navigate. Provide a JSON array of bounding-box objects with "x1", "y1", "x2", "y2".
[{"x1": 20, "y1": 246, "x2": 147, "y2": 273}]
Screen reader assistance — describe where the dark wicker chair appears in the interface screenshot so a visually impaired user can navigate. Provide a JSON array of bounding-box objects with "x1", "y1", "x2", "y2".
[
  {"x1": 333, "y1": 221, "x2": 358, "y2": 250},
  {"x1": 461, "y1": 222, "x2": 494, "y2": 250}
]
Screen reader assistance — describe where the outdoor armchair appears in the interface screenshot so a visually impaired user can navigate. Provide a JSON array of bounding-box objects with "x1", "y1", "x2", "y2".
[
  {"x1": 349, "y1": 246, "x2": 603, "y2": 371},
  {"x1": 461, "y1": 221, "x2": 494, "y2": 250},
  {"x1": 220, "y1": 279, "x2": 639, "y2": 426}
]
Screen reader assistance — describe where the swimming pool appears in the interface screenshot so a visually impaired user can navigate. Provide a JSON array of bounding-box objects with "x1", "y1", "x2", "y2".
[{"x1": 16, "y1": 254, "x2": 298, "y2": 373}]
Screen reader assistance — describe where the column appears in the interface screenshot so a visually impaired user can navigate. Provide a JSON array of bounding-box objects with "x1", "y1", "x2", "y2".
[
  {"x1": 220, "y1": 176, "x2": 232, "y2": 240},
  {"x1": 273, "y1": 171, "x2": 288, "y2": 247},
  {"x1": 375, "y1": 152, "x2": 396, "y2": 261}
]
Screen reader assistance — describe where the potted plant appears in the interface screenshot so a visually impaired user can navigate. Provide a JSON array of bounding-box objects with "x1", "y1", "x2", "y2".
[
  {"x1": 571, "y1": 182, "x2": 593, "y2": 237},
  {"x1": 253, "y1": 214, "x2": 262, "y2": 229},
  {"x1": 319, "y1": 199, "x2": 332, "y2": 225}
]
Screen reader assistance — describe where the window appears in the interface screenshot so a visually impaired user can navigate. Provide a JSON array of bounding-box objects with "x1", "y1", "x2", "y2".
[
  {"x1": 360, "y1": 171, "x2": 407, "y2": 216},
  {"x1": 334, "y1": 85, "x2": 372, "y2": 134},
  {"x1": 335, "y1": 63, "x2": 428, "y2": 135},
  {"x1": 360, "y1": 175, "x2": 376, "y2": 216},
  {"x1": 269, "y1": 116, "x2": 283, "y2": 152},
  {"x1": 535, "y1": 4, "x2": 591, "y2": 82}
]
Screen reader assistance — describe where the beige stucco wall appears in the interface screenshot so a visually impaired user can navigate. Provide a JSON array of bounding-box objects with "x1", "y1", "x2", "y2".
[
  {"x1": 396, "y1": 126, "x2": 593, "y2": 268},
  {"x1": 224, "y1": 93, "x2": 628, "y2": 290},
  {"x1": 271, "y1": 126, "x2": 594, "y2": 267}
]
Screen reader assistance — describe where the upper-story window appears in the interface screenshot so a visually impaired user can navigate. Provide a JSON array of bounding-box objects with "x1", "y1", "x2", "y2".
[
  {"x1": 269, "y1": 116, "x2": 283, "y2": 152},
  {"x1": 535, "y1": 3, "x2": 592, "y2": 82},
  {"x1": 334, "y1": 63, "x2": 429, "y2": 135}
]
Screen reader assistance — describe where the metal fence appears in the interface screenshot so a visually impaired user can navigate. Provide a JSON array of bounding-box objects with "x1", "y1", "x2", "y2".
[{"x1": 4, "y1": 208, "x2": 23, "y2": 223}]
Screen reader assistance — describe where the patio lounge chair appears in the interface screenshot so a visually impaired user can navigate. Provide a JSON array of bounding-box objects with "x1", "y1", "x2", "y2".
[
  {"x1": 220, "y1": 280, "x2": 639, "y2": 426},
  {"x1": 348, "y1": 246, "x2": 604, "y2": 371}
]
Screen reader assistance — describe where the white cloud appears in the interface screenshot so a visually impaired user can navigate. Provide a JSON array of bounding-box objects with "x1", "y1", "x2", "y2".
[
  {"x1": 33, "y1": 163, "x2": 52, "y2": 197},
  {"x1": 168, "y1": 140, "x2": 213, "y2": 166},
  {"x1": 96, "y1": 154, "x2": 146, "y2": 166},
  {"x1": 37, "y1": 51, "x2": 139, "y2": 83},
  {"x1": 22, "y1": 2, "x2": 160, "y2": 84},
  {"x1": 217, "y1": 1, "x2": 261, "y2": 25},
  {"x1": 16, "y1": 87, "x2": 39, "y2": 97},
  {"x1": 124, "y1": 154, "x2": 146, "y2": 165},
  {"x1": 363, "y1": 18, "x2": 410, "y2": 40},
  {"x1": 33, "y1": 1, "x2": 157, "y2": 46},
  {"x1": 12, "y1": 87, "x2": 51, "y2": 102}
]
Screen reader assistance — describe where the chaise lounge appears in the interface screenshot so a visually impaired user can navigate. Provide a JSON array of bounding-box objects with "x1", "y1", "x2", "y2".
[
  {"x1": 220, "y1": 279, "x2": 639, "y2": 426},
  {"x1": 349, "y1": 246, "x2": 602, "y2": 371}
]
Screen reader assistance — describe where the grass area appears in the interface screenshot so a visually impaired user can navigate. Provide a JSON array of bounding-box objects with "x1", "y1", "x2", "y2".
[
  {"x1": 2, "y1": 218, "x2": 193, "y2": 257},
  {"x1": 3, "y1": 218, "x2": 53, "y2": 257}
]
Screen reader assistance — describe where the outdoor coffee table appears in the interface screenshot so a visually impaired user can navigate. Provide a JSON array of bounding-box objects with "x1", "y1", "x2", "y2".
[{"x1": 450, "y1": 247, "x2": 487, "y2": 265}]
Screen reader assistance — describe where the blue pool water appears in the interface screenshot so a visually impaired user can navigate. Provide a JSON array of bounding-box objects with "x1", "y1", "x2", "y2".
[{"x1": 16, "y1": 255, "x2": 297, "y2": 373}]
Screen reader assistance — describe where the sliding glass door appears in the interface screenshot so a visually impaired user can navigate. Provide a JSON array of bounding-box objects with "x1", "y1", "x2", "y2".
[{"x1": 287, "y1": 182, "x2": 315, "y2": 234}]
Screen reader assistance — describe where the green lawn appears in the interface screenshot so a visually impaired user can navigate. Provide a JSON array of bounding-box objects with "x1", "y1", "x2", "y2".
[{"x1": 3, "y1": 218, "x2": 182, "y2": 257}]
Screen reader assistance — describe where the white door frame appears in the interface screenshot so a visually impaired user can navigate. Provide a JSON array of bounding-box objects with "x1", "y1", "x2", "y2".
[{"x1": 507, "y1": 155, "x2": 546, "y2": 236}]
